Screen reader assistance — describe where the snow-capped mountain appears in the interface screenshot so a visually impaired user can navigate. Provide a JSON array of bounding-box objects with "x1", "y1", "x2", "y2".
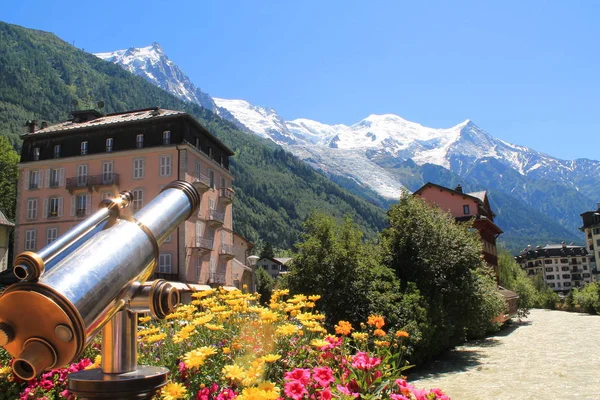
[{"x1": 96, "y1": 43, "x2": 600, "y2": 239}]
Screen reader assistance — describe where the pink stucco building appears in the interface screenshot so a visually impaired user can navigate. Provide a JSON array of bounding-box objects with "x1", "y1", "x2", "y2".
[{"x1": 14, "y1": 107, "x2": 250, "y2": 288}]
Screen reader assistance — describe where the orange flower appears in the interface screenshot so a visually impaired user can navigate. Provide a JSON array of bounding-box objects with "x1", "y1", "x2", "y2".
[
  {"x1": 334, "y1": 320, "x2": 353, "y2": 336},
  {"x1": 395, "y1": 330, "x2": 409, "y2": 338},
  {"x1": 373, "y1": 329, "x2": 386, "y2": 337},
  {"x1": 367, "y1": 315, "x2": 385, "y2": 329}
]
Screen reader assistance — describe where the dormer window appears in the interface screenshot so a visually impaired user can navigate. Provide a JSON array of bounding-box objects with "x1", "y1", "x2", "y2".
[
  {"x1": 81, "y1": 141, "x2": 88, "y2": 155},
  {"x1": 163, "y1": 131, "x2": 171, "y2": 145},
  {"x1": 33, "y1": 147, "x2": 40, "y2": 161},
  {"x1": 106, "y1": 138, "x2": 113, "y2": 152},
  {"x1": 53, "y1": 145, "x2": 61, "y2": 159},
  {"x1": 136, "y1": 134, "x2": 144, "y2": 149},
  {"x1": 463, "y1": 205, "x2": 470, "y2": 215}
]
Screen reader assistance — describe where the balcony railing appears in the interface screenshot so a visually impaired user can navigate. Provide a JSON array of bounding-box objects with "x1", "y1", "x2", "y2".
[
  {"x1": 193, "y1": 174, "x2": 211, "y2": 191},
  {"x1": 220, "y1": 243, "x2": 234, "y2": 257},
  {"x1": 207, "y1": 209, "x2": 225, "y2": 225},
  {"x1": 66, "y1": 177, "x2": 89, "y2": 191},
  {"x1": 193, "y1": 237, "x2": 213, "y2": 251},
  {"x1": 75, "y1": 209, "x2": 86, "y2": 217},
  {"x1": 66, "y1": 174, "x2": 119, "y2": 192},
  {"x1": 219, "y1": 187, "x2": 235, "y2": 203},
  {"x1": 208, "y1": 272, "x2": 226, "y2": 285}
]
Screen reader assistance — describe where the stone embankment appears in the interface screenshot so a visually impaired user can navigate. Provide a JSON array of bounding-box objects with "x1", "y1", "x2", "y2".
[{"x1": 410, "y1": 309, "x2": 600, "y2": 399}]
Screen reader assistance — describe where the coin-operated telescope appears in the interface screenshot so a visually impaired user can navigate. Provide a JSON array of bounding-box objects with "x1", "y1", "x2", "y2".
[{"x1": 0, "y1": 180, "x2": 200, "y2": 400}]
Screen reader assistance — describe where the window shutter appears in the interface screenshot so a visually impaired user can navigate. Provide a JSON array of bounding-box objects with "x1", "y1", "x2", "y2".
[
  {"x1": 70, "y1": 196, "x2": 75, "y2": 216},
  {"x1": 43, "y1": 198, "x2": 48, "y2": 219},
  {"x1": 37, "y1": 170, "x2": 43, "y2": 188},
  {"x1": 58, "y1": 197, "x2": 63, "y2": 217},
  {"x1": 24, "y1": 171, "x2": 30, "y2": 191},
  {"x1": 86, "y1": 194, "x2": 91, "y2": 215},
  {"x1": 45, "y1": 169, "x2": 50, "y2": 187},
  {"x1": 59, "y1": 168, "x2": 65, "y2": 187}
]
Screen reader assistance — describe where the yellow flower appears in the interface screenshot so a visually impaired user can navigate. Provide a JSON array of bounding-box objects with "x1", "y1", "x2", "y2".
[
  {"x1": 94, "y1": 355, "x2": 102, "y2": 366},
  {"x1": 205, "y1": 323, "x2": 224, "y2": 331},
  {"x1": 192, "y1": 289, "x2": 216, "y2": 298},
  {"x1": 165, "y1": 312, "x2": 184, "y2": 320},
  {"x1": 311, "y1": 338, "x2": 329, "y2": 348},
  {"x1": 367, "y1": 315, "x2": 385, "y2": 329},
  {"x1": 335, "y1": 320, "x2": 353, "y2": 336},
  {"x1": 308, "y1": 295, "x2": 321, "y2": 302},
  {"x1": 222, "y1": 347, "x2": 231, "y2": 354},
  {"x1": 138, "y1": 327, "x2": 160, "y2": 337},
  {"x1": 0, "y1": 366, "x2": 11, "y2": 375},
  {"x1": 257, "y1": 381, "x2": 280, "y2": 393},
  {"x1": 192, "y1": 314, "x2": 214, "y2": 326},
  {"x1": 287, "y1": 294, "x2": 307, "y2": 304},
  {"x1": 373, "y1": 328, "x2": 387, "y2": 337},
  {"x1": 183, "y1": 346, "x2": 216, "y2": 369},
  {"x1": 259, "y1": 310, "x2": 280, "y2": 323},
  {"x1": 161, "y1": 382, "x2": 187, "y2": 400},
  {"x1": 144, "y1": 333, "x2": 167, "y2": 343},
  {"x1": 139, "y1": 316, "x2": 152, "y2": 323},
  {"x1": 352, "y1": 332, "x2": 368, "y2": 341},
  {"x1": 261, "y1": 354, "x2": 282, "y2": 363},
  {"x1": 374, "y1": 340, "x2": 391, "y2": 347},
  {"x1": 275, "y1": 323, "x2": 299, "y2": 336},
  {"x1": 395, "y1": 330, "x2": 410, "y2": 338},
  {"x1": 223, "y1": 364, "x2": 246, "y2": 382}
]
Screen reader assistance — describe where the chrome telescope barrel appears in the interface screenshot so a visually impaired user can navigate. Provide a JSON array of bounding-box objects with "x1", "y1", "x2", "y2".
[
  {"x1": 0, "y1": 181, "x2": 199, "y2": 380},
  {"x1": 13, "y1": 192, "x2": 133, "y2": 281}
]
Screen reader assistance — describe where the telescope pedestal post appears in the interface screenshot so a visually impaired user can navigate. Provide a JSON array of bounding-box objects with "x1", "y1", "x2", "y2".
[{"x1": 68, "y1": 311, "x2": 168, "y2": 400}]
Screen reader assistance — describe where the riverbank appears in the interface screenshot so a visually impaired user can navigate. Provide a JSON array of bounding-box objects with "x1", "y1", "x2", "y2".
[{"x1": 409, "y1": 309, "x2": 600, "y2": 399}]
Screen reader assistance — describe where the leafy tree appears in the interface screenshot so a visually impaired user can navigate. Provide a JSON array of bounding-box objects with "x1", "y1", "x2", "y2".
[
  {"x1": 572, "y1": 283, "x2": 600, "y2": 314},
  {"x1": 497, "y1": 250, "x2": 537, "y2": 317},
  {"x1": 255, "y1": 266, "x2": 274, "y2": 305},
  {"x1": 0, "y1": 136, "x2": 18, "y2": 221},
  {"x1": 381, "y1": 193, "x2": 504, "y2": 363},
  {"x1": 259, "y1": 242, "x2": 275, "y2": 259},
  {"x1": 284, "y1": 213, "x2": 396, "y2": 328}
]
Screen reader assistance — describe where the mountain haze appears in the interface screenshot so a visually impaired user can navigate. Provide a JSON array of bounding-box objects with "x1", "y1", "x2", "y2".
[
  {"x1": 95, "y1": 43, "x2": 600, "y2": 251},
  {"x1": 0, "y1": 21, "x2": 387, "y2": 249}
]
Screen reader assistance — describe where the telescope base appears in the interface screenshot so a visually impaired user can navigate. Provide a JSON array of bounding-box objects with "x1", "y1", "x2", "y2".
[{"x1": 68, "y1": 366, "x2": 168, "y2": 400}]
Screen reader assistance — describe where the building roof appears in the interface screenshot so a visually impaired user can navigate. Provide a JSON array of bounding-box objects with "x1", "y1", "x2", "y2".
[
  {"x1": 414, "y1": 182, "x2": 495, "y2": 218},
  {"x1": 0, "y1": 210, "x2": 14, "y2": 227},
  {"x1": 516, "y1": 243, "x2": 588, "y2": 262},
  {"x1": 498, "y1": 286, "x2": 519, "y2": 300},
  {"x1": 259, "y1": 257, "x2": 293, "y2": 265},
  {"x1": 22, "y1": 107, "x2": 234, "y2": 156}
]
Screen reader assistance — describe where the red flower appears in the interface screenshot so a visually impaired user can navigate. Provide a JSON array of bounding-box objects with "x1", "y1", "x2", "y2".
[
  {"x1": 351, "y1": 352, "x2": 381, "y2": 370},
  {"x1": 318, "y1": 387, "x2": 332, "y2": 400},
  {"x1": 312, "y1": 367, "x2": 334, "y2": 388},
  {"x1": 284, "y1": 380, "x2": 307, "y2": 400},
  {"x1": 284, "y1": 368, "x2": 311, "y2": 385}
]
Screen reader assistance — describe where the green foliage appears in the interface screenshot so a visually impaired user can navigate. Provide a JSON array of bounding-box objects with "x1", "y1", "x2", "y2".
[
  {"x1": 530, "y1": 274, "x2": 561, "y2": 309},
  {"x1": 0, "y1": 136, "x2": 18, "y2": 221},
  {"x1": 259, "y1": 242, "x2": 275, "y2": 259},
  {"x1": 0, "y1": 21, "x2": 387, "y2": 251},
  {"x1": 283, "y1": 213, "x2": 398, "y2": 328},
  {"x1": 497, "y1": 250, "x2": 537, "y2": 317},
  {"x1": 381, "y1": 192, "x2": 504, "y2": 364},
  {"x1": 255, "y1": 266, "x2": 274, "y2": 305},
  {"x1": 572, "y1": 283, "x2": 600, "y2": 314}
]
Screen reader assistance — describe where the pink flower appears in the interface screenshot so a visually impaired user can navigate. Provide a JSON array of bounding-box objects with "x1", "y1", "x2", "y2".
[
  {"x1": 39, "y1": 379, "x2": 54, "y2": 390},
  {"x1": 411, "y1": 388, "x2": 429, "y2": 400},
  {"x1": 351, "y1": 352, "x2": 381, "y2": 370},
  {"x1": 285, "y1": 380, "x2": 307, "y2": 400},
  {"x1": 312, "y1": 367, "x2": 334, "y2": 387},
  {"x1": 284, "y1": 368, "x2": 311, "y2": 385},
  {"x1": 390, "y1": 395, "x2": 410, "y2": 400},
  {"x1": 336, "y1": 384, "x2": 359, "y2": 398},
  {"x1": 216, "y1": 388, "x2": 236, "y2": 400},
  {"x1": 318, "y1": 387, "x2": 332, "y2": 400}
]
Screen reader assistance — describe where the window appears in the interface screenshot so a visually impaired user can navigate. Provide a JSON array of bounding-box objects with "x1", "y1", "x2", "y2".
[
  {"x1": 133, "y1": 158, "x2": 144, "y2": 179},
  {"x1": 158, "y1": 253, "x2": 172, "y2": 273},
  {"x1": 25, "y1": 230, "x2": 36, "y2": 251},
  {"x1": 159, "y1": 155, "x2": 172, "y2": 177},
  {"x1": 136, "y1": 134, "x2": 144, "y2": 149},
  {"x1": 220, "y1": 176, "x2": 226, "y2": 189},
  {"x1": 80, "y1": 141, "x2": 88, "y2": 155},
  {"x1": 583, "y1": 273, "x2": 591, "y2": 278},
  {"x1": 76, "y1": 194, "x2": 87, "y2": 217},
  {"x1": 29, "y1": 170, "x2": 41, "y2": 189},
  {"x1": 102, "y1": 161, "x2": 114, "y2": 183},
  {"x1": 583, "y1": 265, "x2": 588, "y2": 270},
  {"x1": 562, "y1": 274, "x2": 570, "y2": 279},
  {"x1": 101, "y1": 192, "x2": 113, "y2": 200},
  {"x1": 48, "y1": 197, "x2": 60, "y2": 218},
  {"x1": 545, "y1": 267, "x2": 553, "y2": 273},
  {"x1": 560, "y1": 258, "x2": 568, "y2": 264},
  {"x1": 209, "y1": 198, "x2": 215, "y2": 211},
  {"x1": 557, "y1": 282, "x2": 561, "y2": 287},
  {"x1": 564, "y1": 282, "x2": 571, "y2": 287},
  {"x1": 162, "y1": 131, "x2": 171, "y2": 145},
  {"x1": 106, "y1": 138, "x2": 113, "y2": 152},
  {"x1": 544, "y1": 259, "x2": 552, "y2": 264},
  {"x1": 195, "y1": 161, "x2": 201, "y2": 180},
  {"x1": 48, "y1": 168, "x2": 61, "y2": 187},
  {"x1": 165, "y1": 233, "x2": 172, "y2": 243},
  {"x1": 210, "y1": 256, "x2": 216, "y2": 274},
  {"x1": 132, "y1": 189, "x2": 144, "y2": 212},
  {"x1": 195, "y1": 137, "x2": 200, "y2": 148},
  {"x1": 597, "y1": 239, "x2": 600, "y2": 247},
  {"x1": 209, "y1": 169, "x2": 215, "y2": 188},
  {"x1": 53, "y1": 145, "x2": 61, "y2": 158},
  {"x1": 77, "y1": 164, "x2": 88, "y2": 186},
  {"x1": 561, "y1": 266, "x2": 569, "y2": 271},
  {"x1": 546, "y1": 275, "x2": 555, "y2": 280},
  {"x1": 33, "y1": 147, "x2": 40, "y2": 161},
  {"x1": 208, "y1": 147, "x2": 213, "y2": 158},
  {"x1": 26, "y1": 199, "x2": 38, "y2": 220},
  {"x1": 46, "y1": 228, "x2": 58, "y2": 245},
  {"x1": 196, "y1": 257, "x2": 201, "y2": 280}
]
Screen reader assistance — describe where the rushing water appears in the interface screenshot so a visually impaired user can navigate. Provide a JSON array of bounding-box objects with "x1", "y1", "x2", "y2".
[{"x1": 409, "y1": 309, "x2": 600, "y2": 400}]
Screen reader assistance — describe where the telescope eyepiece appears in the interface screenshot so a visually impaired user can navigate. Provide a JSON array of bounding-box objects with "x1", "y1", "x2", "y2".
[{"x1": 14, "y1": 338, "x2": 57, "y2": 380}]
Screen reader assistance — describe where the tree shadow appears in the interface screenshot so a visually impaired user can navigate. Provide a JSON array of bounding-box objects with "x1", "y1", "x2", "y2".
[{"x1": 492, "y1": 320, "x2": 532, "y2": 337}]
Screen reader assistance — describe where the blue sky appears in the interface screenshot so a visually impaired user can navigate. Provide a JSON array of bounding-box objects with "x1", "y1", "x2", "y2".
[{"x1": 4, "y1": 1, "x2": 600, "y2": 160}]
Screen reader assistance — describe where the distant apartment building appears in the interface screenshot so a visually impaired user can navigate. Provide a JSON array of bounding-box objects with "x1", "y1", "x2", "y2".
[
  {"x1": 580, "y1": 204, "x2": 600, "y2": 274},
  {"x1": 516, "y1": 244, "x2": 592, "y2": 291},
  {"x1": 256, "y1": 257, "x2": 292, "y2": 279},
  {"x1": 414, "y1": 183, "x2": 503, "y2": 273},
  {"x1": 14, "y1": 107, "x2": 244, "y2": 288}
]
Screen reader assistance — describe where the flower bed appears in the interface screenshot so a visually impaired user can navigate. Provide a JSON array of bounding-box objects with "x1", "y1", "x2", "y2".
[{"x1": 0, "y1": 288, "x2": 449, "y2": 399}]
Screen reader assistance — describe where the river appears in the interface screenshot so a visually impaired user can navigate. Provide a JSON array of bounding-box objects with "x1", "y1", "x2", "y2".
[{"x1": 409, "y1": 309, "x2": 600, "y2": 399}]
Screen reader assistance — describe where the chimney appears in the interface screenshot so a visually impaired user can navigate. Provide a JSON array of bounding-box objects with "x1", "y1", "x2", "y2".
[
  {"x1": 455, "y1": 184, "x2": 463, "y2": 193},
  {"x1": 23, "y1": 120, "x2": 37, "y2": 134},
  {"x1": 562, "y1": 241, "x2": 566, "y2": 248}
]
